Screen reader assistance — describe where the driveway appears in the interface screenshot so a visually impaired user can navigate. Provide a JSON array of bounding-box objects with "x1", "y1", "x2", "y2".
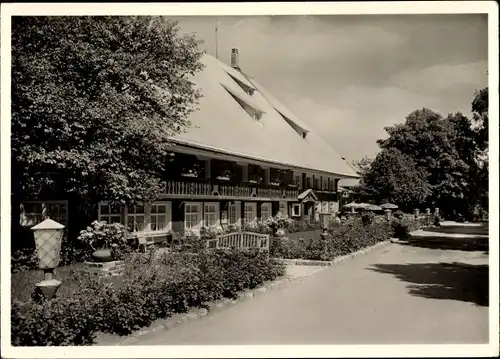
[{"x1": 130, "y1": 223, "x2": 489, "y2": 345}]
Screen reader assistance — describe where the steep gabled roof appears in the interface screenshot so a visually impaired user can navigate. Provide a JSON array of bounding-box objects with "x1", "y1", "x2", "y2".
[{"x1": 173, "y1": 53, "x2": 358, "y2": 178}]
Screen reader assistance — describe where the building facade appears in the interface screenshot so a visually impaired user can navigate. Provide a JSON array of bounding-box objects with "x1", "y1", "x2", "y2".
[{"x1": 19, "y1": 49, "x2": 358, "y2": 241}]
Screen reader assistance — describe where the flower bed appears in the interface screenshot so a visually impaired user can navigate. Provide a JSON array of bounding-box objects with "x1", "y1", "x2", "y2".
[{"x1": 11, "y1": 249, "x2": 285, "y2": 346}]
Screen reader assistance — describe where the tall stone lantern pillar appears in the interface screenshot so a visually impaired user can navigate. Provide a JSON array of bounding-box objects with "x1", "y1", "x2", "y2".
[{"x1": 31, "y1": 218, "x2": 65, "y2": 300}]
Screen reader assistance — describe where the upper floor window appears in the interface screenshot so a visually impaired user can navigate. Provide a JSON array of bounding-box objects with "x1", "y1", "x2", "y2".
[{"x1": 248, "y1": 164, "x2": 264, "y2": 184}]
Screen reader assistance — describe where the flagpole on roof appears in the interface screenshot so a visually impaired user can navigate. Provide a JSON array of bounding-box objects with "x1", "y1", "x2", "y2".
[{"x1": 215, "y1": 17, "x2": 219, "y2": 59}]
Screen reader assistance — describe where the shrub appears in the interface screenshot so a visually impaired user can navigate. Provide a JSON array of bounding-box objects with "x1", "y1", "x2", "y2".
[
  {"x1": 270, "y1": 216, "x2": 426, "y2": 261},
  {"x1": 264, "y1": 213, "x2": 293, "y2": 232},
  {"x1": 393, "y1": 210, "x2": 405, "y2": 219},
  {"x1": 391, "y1": 218, "x2": 409, "y2": 239},
  {"x1": 11, "y1": 250, "x2": 285, "y2": 346},
  {"x1": 361, "y1": 212, "x2": 375, "y2": 225},
  {"x1": 12, "y1": 248, "x2": 39, "y2": 273},
  {"x1": 242, "y1": 220, "x2": 271, "y2": 234},
  {"x1": 433, "y1": 214, "x2": 441, "y2": 226}
]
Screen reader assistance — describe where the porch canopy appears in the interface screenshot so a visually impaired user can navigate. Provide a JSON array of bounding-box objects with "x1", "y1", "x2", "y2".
[{"x1": 298, "y1": 189, "x2": 318, "y2": 203}]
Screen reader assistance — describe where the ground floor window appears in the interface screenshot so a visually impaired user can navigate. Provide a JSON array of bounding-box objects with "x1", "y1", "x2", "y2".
[
  {"x1": 151, "y1": 202, "x2": 170, "y2": 232},
  {"x1": 204, "y1": 202, "x2": 219, "y2": 227},
  {"x1": 185, "y1": 202, "x2": 201, "y2": 230},
  {"x1": 322, "y1": 201, "x2": 329, "y2": 213},
  {"x1": 279, "y1": 201, "x2": 288, "y2": 217},
  {"x1": 228, "y1": 202, "x2": 237, "y2": 225},
  {"x1": 98, "y1": 201, "x2": 171, "y2": 234},
  {"x1": 244, "y1": 203, "x2": 256, "y2": 223},
  {"x1": 329, "y1": 201, "x2": 338, "y2": 213},
  {"x1": 20, "y1": 201, "x2": 68, "y2": 227},
  {"x1": 99, "y1": 202, "x2": 123, "y2": 225},
  {"x1": 261, "y1": 202, "x2": 271, "y2": 222},
  {"x1": 127, "y1": 204, "x2": 146, "y2": 232}
]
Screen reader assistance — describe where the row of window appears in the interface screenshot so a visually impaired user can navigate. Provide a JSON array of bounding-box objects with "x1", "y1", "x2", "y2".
[
  {"x1": 98, "y1": 201, "x2": 275, "y2": 234},
  {"x1": 99, "y1": 202, "x2": 171, "y2": 233}
]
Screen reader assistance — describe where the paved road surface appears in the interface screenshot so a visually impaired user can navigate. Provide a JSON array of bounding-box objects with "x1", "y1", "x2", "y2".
[{"x1": 132, "y1": 224, "x2": 489, "y2": 345}]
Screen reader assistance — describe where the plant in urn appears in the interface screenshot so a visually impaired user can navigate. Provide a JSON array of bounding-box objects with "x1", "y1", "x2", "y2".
[{"x1": 31, "y1": 219, "x2": 65, "y2": 300}]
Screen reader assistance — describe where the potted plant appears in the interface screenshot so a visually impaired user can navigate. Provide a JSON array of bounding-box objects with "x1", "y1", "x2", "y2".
[
  {"x1": 265, "y1": 213, "x2": 293, "y2": 237},
  {"x1": 77, "y1": 220, "x2": 127, "y2": 262}
]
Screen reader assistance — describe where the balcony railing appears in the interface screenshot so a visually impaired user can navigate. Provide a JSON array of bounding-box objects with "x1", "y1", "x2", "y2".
[{"x1": 160, "y1": 180, "x2": 299, "y2": 200}]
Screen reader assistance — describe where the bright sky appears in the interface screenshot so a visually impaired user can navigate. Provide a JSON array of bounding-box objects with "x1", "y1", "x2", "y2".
[{"x1": 171, "y1": 15, "x2": 488, "y2": 162}]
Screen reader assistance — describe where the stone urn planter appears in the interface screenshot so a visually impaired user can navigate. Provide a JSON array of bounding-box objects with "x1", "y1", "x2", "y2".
[
  {"x1": 92, "y1": 246, "x2": 114, "y2": 262},
  {"x1": 275, "y1": 228, "x2": 286, "y2": 237}
]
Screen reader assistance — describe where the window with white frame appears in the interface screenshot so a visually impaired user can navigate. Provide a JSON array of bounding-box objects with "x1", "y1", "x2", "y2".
[
  {"x1": 20, "y1": 201, "x2": 68, "y2": 227},
  {"x1": 127, "y1": 204, "x2": 146, "y2": 233},
  {"x1": 322, "y1": 202, "x2": 329, "y2": 213},
  {"x1": 98, "y1": 202, "x2": 123, "y2": 225},
  {"x1": 244, "y1": 203, "x2": 256, "y2": 224},
  {"x1": 185, "y1": 203, "x2": 201, "y2": 230},
  {"x1": 204, "y1": 202, "x2": 219, "y2": 227},
  {"x1": 150, "y1": 202, "x2": 170, "y2": 232},
  {"x1": 292, "y1": 203, "x2": 301, "y2": 217},
  {"x1": 279, "y1": 201, "x2": 287, "y2": 216},
  {"x1": 261, "y1": 203, "x2": 271, "y2": 222},
  {"x1": 228, "y1": 203, "x2": 237, "y2": 225},
  {"x1": 294, "y1": 175, "x2": 301, "y2": 188}
]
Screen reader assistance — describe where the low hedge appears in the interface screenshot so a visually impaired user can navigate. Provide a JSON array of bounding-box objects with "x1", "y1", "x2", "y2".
[
  {"x1": 11, "y1": 250, "x2": 285, "y2": 346},
  {"x1": 271, "y1": 216, "x2": 425, "y2": 261}
]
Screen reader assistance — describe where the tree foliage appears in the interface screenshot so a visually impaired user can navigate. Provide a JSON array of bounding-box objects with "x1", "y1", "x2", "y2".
[
  {"x1": 358, "y1": 87, "x2": 488, "y2": 220},
  {"x1": 361, "y1": 148, "x2": 431, "y2": 211},
  {"x1": 351, "y1": 156, "x2": 373, "y2": 178},
  {"x1": 12, "y1": 16, "x2": 204, "y2": 207}
]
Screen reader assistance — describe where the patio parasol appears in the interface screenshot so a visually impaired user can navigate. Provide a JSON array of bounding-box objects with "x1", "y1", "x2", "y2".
[
  {"x1": 344, "y1": 202, "x2": 362, "y2": 208},
  {"x1": 380, "y1": 203, "x2": 399, "y2": 210},
  {"x1": 363, "y1": 204, "x2": 383, "y2": 211}
]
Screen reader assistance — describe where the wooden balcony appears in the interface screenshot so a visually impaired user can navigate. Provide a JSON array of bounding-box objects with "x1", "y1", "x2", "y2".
[{"x1": 159, "y1": 180, "x2": 299, "y2": 200}]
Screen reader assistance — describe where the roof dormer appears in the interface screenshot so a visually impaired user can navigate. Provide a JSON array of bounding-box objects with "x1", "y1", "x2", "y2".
[{"x1": 277, "y1": 110, "x2": 310, "y2": 139}]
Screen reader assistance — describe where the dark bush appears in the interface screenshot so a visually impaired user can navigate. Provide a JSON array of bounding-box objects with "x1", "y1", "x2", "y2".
[
  {"x1": 271, "y1": 216, "x2": 424, "y2": 261},
  {"x1": 393, "y1": 210, "x2": 405, "y2": 219},
  {"x1": 361, "y1": 212, "x2": 375, "y2": 225},
  {"x1": 11, "y1": 250, "x2": 285, "y2": 346},
  {"x1": 391, "y1": 218, "x2": 410, "y2": 239}
]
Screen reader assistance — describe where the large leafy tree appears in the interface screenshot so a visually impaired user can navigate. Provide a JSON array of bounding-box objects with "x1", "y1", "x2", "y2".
[
  {"x1": 471, "y1": 87, "x2": 489, "y2": 215},
  {"x1": 360, "y1": 148, "x2": 431, "y2": 211},
  {"x1": 472, "y1": 87, "x2": 488, "y2": 151},
  {"x1": 12, "y1": 16, "x2": 204, "y2": 211},
  {"x1": 376, "y1": 108, "x2": 472, "y2": 216},
  {"x1": 360, "y1": 87, "x2": 488, "y2": 220}
]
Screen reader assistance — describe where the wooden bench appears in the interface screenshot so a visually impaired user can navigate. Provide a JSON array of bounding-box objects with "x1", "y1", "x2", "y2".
[{"x1": 136, "y1": 233, "x2": 173, "y2": 253}]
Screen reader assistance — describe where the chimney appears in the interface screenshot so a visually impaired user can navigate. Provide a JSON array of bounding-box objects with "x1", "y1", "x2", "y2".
[{"x1": 231, "y1": 48, "x2": 240, "y2": 70}]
